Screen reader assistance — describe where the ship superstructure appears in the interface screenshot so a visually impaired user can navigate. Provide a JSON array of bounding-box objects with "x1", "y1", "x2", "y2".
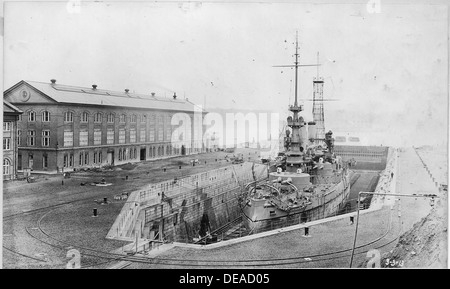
[{"x1": 241, "y1": 33, "x2": 353, "y2": 229}]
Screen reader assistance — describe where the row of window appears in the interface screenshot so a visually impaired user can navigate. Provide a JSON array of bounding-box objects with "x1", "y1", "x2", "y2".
[
  {"x1": 15, "y1": 130, "x2": 49, "y2": 147},
  {"x1": 63, "y1": 152, "x2": 105, "y2": 168},
  {"x1": 17, "y1": 144, "x2": 188, "y2": 171},
  {"x1": 19, "y1": 127, "x2": 171, "y2": 147},
  {"x1": 23, "y1": 111, "x2": 166, "y2": 124},
  {"x1": 118, "y1": 148, "x2": 138, "y2": 161}
]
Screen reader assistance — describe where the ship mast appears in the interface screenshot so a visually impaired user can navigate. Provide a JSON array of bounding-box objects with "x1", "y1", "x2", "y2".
[
  {"x1": 289, "y1": 31, "x2": 302, "y2": 154},
  {"x1": 273, "y1": 31, "x2": 320, "y2": 168},
  {"x1": 294, "y1": 31, "x2": 299, "y2": 107}
]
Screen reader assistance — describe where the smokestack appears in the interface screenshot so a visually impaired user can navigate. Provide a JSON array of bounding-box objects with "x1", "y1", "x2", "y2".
[
  {"x1": 92, "y1": 84, "x2": 97, "y2": 90},
  {"x1": 151, "y1": 92, "x2": 155, "y2": 97},
  {"x1": 308, "y1": 121, "x2": 316, "y2": 141},
  {"x1": 50, "y1": 79, "x2": 56, "y2": 84},
  {"x1": 173, "y1": 92, "x2": 177, "y2": 100},
  {"x1": 125, "y1": 89, "x2": 129, "y2": 93}
]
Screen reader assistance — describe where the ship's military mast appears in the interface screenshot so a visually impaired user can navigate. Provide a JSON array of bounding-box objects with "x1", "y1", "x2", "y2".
[
  {"x1": 273, "y1": 31, "x2": 320, "y2": 171},
  {"x1": 287, "y1": 32, "x2": 303, "y2": 155}
]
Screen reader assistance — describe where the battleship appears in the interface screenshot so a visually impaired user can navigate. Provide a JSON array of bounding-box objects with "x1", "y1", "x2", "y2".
[{"x1": 241, "y1": 34, "x2": 353, "y2": 230}]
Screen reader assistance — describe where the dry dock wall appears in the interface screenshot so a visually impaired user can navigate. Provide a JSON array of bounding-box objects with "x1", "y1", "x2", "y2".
[
  {"x1": 369, "y1": 147, "x2": 397, "y2": 208},
  {"x1": 107, "y1": 162, "x2": 268, "y2": 242},
  {"x1": 335, "y1": 145, "x2": 389, "y2": 171}
]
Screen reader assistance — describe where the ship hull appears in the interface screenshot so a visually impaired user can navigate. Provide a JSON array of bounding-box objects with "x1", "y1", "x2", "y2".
[{"x1": 242, "y1": 171, "x2": 353, "y2": 232}]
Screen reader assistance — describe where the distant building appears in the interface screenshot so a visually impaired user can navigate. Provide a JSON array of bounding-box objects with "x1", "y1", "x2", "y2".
[
  {"x1": 3, "y1": 80, "x2": 206, "y2": 173},
  {"x1": 3, "y1": 100, "x2": 23, "y2": 180}
]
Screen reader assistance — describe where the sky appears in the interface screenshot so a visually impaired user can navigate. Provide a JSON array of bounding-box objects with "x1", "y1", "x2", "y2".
[{"x1": 2, "y1": 0, "x2": 448, "y2": 147}]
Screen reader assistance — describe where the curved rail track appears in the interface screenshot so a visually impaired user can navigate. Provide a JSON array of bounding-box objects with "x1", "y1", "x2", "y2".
[{"x1": 4, "y1": 197, "x2": 403, "y2": 268}]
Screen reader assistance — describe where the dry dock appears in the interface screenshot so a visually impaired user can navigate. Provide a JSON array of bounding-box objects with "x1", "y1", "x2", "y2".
[{"x1": 124, "y1": 147, "x2": 440, "y2": 268}]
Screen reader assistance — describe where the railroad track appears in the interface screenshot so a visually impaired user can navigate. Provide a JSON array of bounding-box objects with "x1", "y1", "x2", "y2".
[{"x1": 4, "y1": 194, "x2": 404, "y2": 269}]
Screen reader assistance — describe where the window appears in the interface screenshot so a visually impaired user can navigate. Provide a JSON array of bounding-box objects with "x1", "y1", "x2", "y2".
[
  {"x1": 94, "y1": 152, "x2": 97, "y2": 164},
  {"x1": 130, "y1": 128, "x2": 136, "y2": 143},
  {"x1": 131, "y1": 114, "x2": 137, "y2": 123},
  {"x1": 107, "y1": 113, "x2": 115, "y2": 123},
  {"x1": 79, "y1": 153, "x2": 83, "y2": 166},
  {"x1": 84, "y1": 152, "x2": 89, "y2": 165},
  {"x1": 43, "y1": 154, "x2": 48, "y2": 169},
  {"x1": 79, "y1": 130, "x2": 88, "y2": 146},
  {"x1": 107, "y1": 128, "x2": 114, "y2": 145},
  {"x1": 28, "y1": 111, "x2": 36, "y2": 122},
  {"x1": 27, "y1": 130, "x2": 35, "y2": 146},
  {"x1": 118, "y1": 149, "x2": 122, "y2": 161},
  {"x1": 123, "y1": 148, "x2": 127, "y2": 161},
  {"x1": 157, "y1": 116, "x2": 163, "y2": 141},
  {"x1": 64, "y1": 153, "x2": 74, "y2": 167},
  {"x1": 3, "y1": 159, "x2": 11, "y2": 175},
  {"x1": 94, "y1": 129, "x2": 102, "y2": 145},
  {"x1": 140, "y1": 127, "x2": 146, "y2": 142},
  {"x1": 64, "y1": 130, "x2": 73, "y2": 147},
  {"x1": 94, "y1": 113, "x2": 102, "y2": 123},
  {"x1": 64, "y1": 111, "x2": 73, "y2": 122},
  {"x1": 120, "y1": 114, "x2": 126, "y2": 123},
  {"x1": 98, "y1": 152, "x2": 102, "y2": 163},
  {"x1": 81, "y1": 112, "x2": 89, "y2": 123},
  {"x1": 3, "y1": 138, "x2": 11, "y2": 150},
  {"x1": 165, "y1": 118, "x2": 172, "y2": 141},
  {"x1": 17, "y1": 130, "x2": 21, "y2": 146},
  {"x1": 119, "y1": 129, "x2": 126, "y2": 144},
  {"x1": 41, "y1": 111, "x2": 50, "y2": 122},
  {"x1": 141, "y1": 115, "x2": 147, "y2": 123},
  {"x1": 18, "y1": 114, "x2": 22, "y2": 121},
  {"x1": 158, "y1": 126, "x2": 163, "y2": 141},
  {"x1": 134, "y1": 148, "x2": 137, "y2": 159},
  {"x1": 3, "y1": 122, "x2": 11, "y2": 131},
  {"x1": 42, "y1": 130, "x2": 50, "y2": 147},
  {"x1": 149, "y1": 126, "x2": 155, "y2": 142}
]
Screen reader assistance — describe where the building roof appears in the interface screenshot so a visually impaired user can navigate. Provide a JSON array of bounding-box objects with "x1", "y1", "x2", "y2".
[
  {"x1": 5, "y1": 80, "x2": 204, "y2": 113},
  {"x1": 3, "y1": 100, "x2": 23, "y2": 115}
]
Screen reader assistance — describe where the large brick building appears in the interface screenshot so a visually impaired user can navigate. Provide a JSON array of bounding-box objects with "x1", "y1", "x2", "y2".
[
  {"x1": 3, "y1": 100, "x2": 23, "y2": 180},
  {"x1": 3, "y1": 80, "x2": 205, "y2": 173}
]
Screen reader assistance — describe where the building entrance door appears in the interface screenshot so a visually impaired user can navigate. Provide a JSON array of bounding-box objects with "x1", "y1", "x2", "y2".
[
  {"x1": 140, "y1": 148, "x2": 146, "y2": 161},
  {"x1": 28, "y1": 155, "x2": 33, "y2": 170},
  {"x1": 107, "y1": 152, "x2": 114, "y2": 165},
  {"x1": 18, "y1": 154, "x2": 22, "y2": 170}
]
